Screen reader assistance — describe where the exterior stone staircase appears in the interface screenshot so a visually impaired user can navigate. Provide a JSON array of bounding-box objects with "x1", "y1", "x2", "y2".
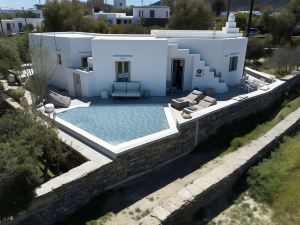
[{"x1": 168, "y1": 44, "x2": 228, "y2": 93}]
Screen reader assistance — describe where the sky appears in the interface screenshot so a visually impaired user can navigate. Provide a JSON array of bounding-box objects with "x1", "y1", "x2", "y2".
[{"x1": 0, "y1": 0, "x2": 155, "y2": 10}]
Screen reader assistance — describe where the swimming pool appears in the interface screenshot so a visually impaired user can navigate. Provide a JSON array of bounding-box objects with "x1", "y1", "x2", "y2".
[{"x1": 58, "y1": 104, "x2": 171, "y2": 146}]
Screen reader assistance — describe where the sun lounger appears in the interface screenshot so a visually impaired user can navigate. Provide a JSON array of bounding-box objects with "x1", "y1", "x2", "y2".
[
  {"x1": 183, "y1": 96, "x2": 217, "y2": 113},
  {"x1": 171, "y1": 90, "x2": 204, "y2": 110}
]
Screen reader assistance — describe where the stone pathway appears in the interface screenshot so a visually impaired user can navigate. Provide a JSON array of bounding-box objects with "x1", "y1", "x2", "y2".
[{"x1": 95, "y1": 107, "x2": 300, "y2": 225}]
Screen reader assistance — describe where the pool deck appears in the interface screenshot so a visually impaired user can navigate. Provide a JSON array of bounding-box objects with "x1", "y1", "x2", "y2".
[{"x1": 50, "y1": 77, "x2": 284, "y2": 160}]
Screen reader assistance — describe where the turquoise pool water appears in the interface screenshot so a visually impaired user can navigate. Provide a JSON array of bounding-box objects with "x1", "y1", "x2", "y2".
[{"x1": 58, "y1": 105, "x2": 170, "y2": 145}]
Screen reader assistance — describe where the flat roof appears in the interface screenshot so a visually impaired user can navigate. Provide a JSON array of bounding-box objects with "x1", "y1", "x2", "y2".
[
  {"x1": 30, "y1": 32, "x2": 152, "y2": 39},
  {"x1": 133, "y1": 6, "x2": 170, "y2": 8},
  {"x1": 93, "y1": 36, "x2": 159, "y2": 41}
]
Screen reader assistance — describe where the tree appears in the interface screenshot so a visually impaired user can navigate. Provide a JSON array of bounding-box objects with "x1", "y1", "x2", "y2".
[
  {"x1": 43, "y1": 0, "x2": 91, "y2": 32},
  {"x1": 23, "y1": 38, "x2": 56, "y2": 106},
  {"x1": 246, "y1": 38, "x2": 265, "y2": 63},
  {"x1": 235, "y1": 13, "x2": 248, "y2": 31},
  {"x1": 267, "y1": 47, "x2": 300, "y2": 75},
  {"x1": 168, "y1": 0, "x2": 213, "y2": 30},
  {"x1": 211, "y1": 0, "x2": 226, "y2": 17},
  {"x1": 0, "y1": 110, "x2": 66, "y2": 220},
  {"x1": 288, "y1": 0, "x2": 300, "y2": 24},
  {"x1": 0, "y1": 38, "x2": 21, "y2": 78},
  {"x1": 270, "y1": 9, "x2": 295, "y2": 44}
]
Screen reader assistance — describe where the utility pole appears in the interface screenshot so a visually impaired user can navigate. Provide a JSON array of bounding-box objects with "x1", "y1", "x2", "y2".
[
  {"x1": 22, "y1": 7, "x2": 28, "y2": 27},
  {"x1": 226, "y1": 0, "x2": 231, "y2": 19},
  {"x1": 246, "y1": 0, "x2": 255, "y2": 37}
]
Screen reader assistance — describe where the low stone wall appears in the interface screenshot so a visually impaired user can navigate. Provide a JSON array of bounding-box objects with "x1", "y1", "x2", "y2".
[
  {"x1": 2, "y1": 73, "x2": 300, "y2": 225},
  {"x1": 151, "y1": 108, "x2": 300, "y2": 225}
]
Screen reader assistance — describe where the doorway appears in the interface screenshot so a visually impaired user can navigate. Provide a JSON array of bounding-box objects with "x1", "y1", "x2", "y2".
[
  {"x1": 73, "y1": 73, "x2": 82, "y2": 98},
  {"x1": 172, "y1": 59, "x2": 184, "y2": 90}
]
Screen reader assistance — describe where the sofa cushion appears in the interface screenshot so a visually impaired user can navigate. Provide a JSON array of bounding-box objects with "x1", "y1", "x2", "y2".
[
  {"x1": 114, "y1": 82, "x2": 127, "y2": 91},
  {"x1": 127, "y1": 82, "x2": 141, "y2": 92},
  {"x1": 126, "y1": 91, "x2": 141, "y2": 98},
  {"x1": 203, "y1": 96, "x2": 216, "y2": 104},
  {"x1": 112, "y1": 90, "x2": 126, "y2": 97},
  {"x1": 186, "y1": 90, "x2": 203, "y2": 101}
]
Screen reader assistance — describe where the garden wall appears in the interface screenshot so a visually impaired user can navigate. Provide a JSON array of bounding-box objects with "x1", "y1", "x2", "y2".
[{"x1": 2, "y1": 73, "x2": 300, "y2": 225}]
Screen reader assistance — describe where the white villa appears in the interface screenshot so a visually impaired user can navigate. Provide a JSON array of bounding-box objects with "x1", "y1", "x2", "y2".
[
  {"x1": 93, "y1": 6, "x2": 170, "y2": 25},
  {"x1": 30, "y1": 14, "x2": 247, "y2": 97}
]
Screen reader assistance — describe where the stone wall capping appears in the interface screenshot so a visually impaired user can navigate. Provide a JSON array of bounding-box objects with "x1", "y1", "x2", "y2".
[
  {"x1": 135, "y1": 215, "x2": 161, "y2": 225},
  {"x1": 152, "y1": 206, "x2": 171, "y2": 221},
  {"x1": 36, "y1": 161, "x2": 100, "y2": 197},
  {"x1": 185, "y1": 183, "x2": 204, "y2": 197},
  {"x1": 159, "y1": 200, "x2": 179, "y2": 213},
  {"x1": 176, "y1": 188, "x2": 194, "y2": 202}
]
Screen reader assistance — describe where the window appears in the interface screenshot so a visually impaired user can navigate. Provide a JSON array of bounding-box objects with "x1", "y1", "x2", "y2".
[
  {"x1": 150, "y1": 10, "x2": 155, "y2": 18},
  {"x1": 57, "y1": 54, "x2": 62, "y2": 65},
  {"x1": 81, "y1": 56, "x2": 88, "y2": 68},
  {"x1": 229, "y1": 56, "x2": 238, "y2": 72},
  {"x1": 166, "y1": 11, "x2": 169, "y2": 18},
  {"x1": 124, "y1": 20, "x2": 127, "y2": 24},
  {"x1": 18, "y1": 23, "x2": 23, "y2": 31},
  {"x1": 116, "y1": 61, "x2": 130, "y2": 82},
  {"x1": 128, "y1": 20, "x2": 132, "y2": 24},
  {"x1": 6, "y1": 23, "x2": 11, "y2": 31},
  {"x1": 139, "y1": 10, "x2": 144, "y2": 17}
]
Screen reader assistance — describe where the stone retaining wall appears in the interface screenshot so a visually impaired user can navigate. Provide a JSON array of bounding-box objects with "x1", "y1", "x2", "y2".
[
  {"x1": 2, "y1": 73, "x2": 300, "y2": 225},
  {"x1": 145, "y1": 108, "x2": 300, "y2": 225}
]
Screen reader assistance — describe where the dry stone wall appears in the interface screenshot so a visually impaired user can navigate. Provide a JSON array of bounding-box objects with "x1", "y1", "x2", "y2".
[{"x1": 2, "y1": 74, "x2": 300, "y2": 225}]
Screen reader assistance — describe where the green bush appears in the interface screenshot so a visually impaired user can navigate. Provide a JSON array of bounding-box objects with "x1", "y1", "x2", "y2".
[
  {"x1": 0, "y1": 110, "x2": 67, "y2": 220},
  {"x1": 0, "y1": 81, "x2": 4, "y2": 90},
  {"x1": 8, "y1": 87, "x2": 25, "y2": 101}
]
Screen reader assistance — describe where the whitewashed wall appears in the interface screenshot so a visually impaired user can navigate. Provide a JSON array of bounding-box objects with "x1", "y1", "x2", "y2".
[
  {"x1": 168, "y1": 37, "x2": 248, "y2": 86},
  {"x1": 92, "y1": 37, "x2": 168, "y2": 96},
  {"x1": 133, "y1": 7, "x2": 170, "y2": 19}
]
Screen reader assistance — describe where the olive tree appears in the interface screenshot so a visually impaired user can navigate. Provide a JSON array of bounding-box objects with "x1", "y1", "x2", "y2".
[
  {"x1": 168, "y1": 0, "x2": 213, "y2": 30},
  {"x1": 14, "y1": 36, "x2": 56, "y2": 107}
]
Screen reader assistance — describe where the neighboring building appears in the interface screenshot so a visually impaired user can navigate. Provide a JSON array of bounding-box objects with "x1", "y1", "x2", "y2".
[
  {"x1": 133, "y1": 6, "x2": 170, "y2": 26},
  {"x1": 114, "y1": 0, "x2": 126, "y2": 9},
  {"x1": 93, "y1": 11, "x2": 137, "y2": 25},
  {"x1": 1, "y1": 18, "x2": 44, "y2": 35},
  {"x1": 93, "y1": 6, "x2": 171, "y2": 26},
  {"x1": 221, "y1": 10, "x2": 262, "y2": 17},
  {"x1": 0, "y1": 9, "x2": 43, "y2": 18},
  {"x1": 29, "y1": 14, "x2": 247, "y2": 98}
]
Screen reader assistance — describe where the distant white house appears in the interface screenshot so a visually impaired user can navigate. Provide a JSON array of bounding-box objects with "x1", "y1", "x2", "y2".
[
  {"x1": 221, "y1": 10, "x2": 263, "y2": 17},
  {"x1": 133, "y1": 6, "x2": 170, "y2": 26},
  {"x1": 93, "y1": 5, "x2": 170, "y2": 26},
  {"x1": 1, "y1": 18, "x2": 44, "y2": 35},
  {"x1": 93, "y1": 11, "x2": 137, "y2": 25},
  {"x1": 29, "y1": 14, "x2": 248, "y2": 97},
  {"x1": 0, "y1": 8, "x2": 44, "y2": 35}
]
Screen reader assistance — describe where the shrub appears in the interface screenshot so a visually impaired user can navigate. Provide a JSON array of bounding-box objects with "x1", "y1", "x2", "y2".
[
  {"x1": 8, "y1": 87, "x2": 25, "y2": 102},
  {"x1": 0, "y1": 110, "x2": 67, "y2": 220}
]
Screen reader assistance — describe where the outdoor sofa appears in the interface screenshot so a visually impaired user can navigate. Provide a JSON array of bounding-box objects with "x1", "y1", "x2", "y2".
[
  {"x1": 112, "y1": 82, "x2": 142, "y2": 98},
  {"x1": 171, "y1": 90, "x2": 204, "y2": 110},
  {"x1": 183, "y1": 96, "x2": 217, "y2": 114}
]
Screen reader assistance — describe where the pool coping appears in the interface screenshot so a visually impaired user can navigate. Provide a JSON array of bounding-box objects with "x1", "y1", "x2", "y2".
[{"x1": 54, "y1": 107, "x2": 179, "y2": 159}]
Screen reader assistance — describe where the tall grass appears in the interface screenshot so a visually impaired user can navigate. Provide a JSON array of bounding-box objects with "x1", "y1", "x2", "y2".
[
  {"x1": 247, "y1": 132, "x2": 300, "y2": 225},
  {"x1": 196, "y1": 86, "x2": 300, "y2": 155}
]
